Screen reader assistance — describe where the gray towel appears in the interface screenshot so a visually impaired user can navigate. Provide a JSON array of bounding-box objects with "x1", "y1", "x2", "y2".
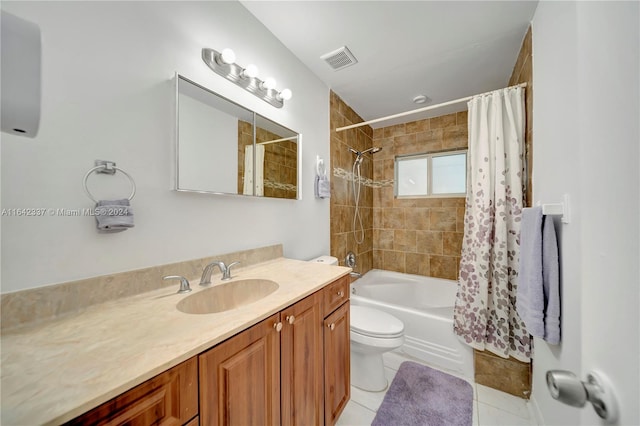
[
  {"x1": 517, "y1": 207, "x2": 545, "y2": 337},
  {"x1": 95, "y1": 199, "x2": 134, "y2": 233},
  {"x1": 516, "y1": 206, "x2": 561, "y2": 344},
  {"x1": 542, "y1": 214, "x2": 560, "y2": 344}
]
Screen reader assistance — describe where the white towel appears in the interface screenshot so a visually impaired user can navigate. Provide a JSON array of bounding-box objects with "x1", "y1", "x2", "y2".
[
  {"x1": 243, "y1": 145, "x2": 265, "y2": 196},
  {"x1": 314, "y1": 157, "x2": 330, "y2": 198},
  {"x1": 315, "y1": 174, "x2": 330, "y2": 198},
  {"x1": 516, "y1": 206, "x2": 561, "y2": 344}
]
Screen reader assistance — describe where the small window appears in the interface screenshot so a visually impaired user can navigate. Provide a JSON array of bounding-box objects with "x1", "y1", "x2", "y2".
[{"x1": 395, "y1": 150, "x2": 467, "y2": 198}]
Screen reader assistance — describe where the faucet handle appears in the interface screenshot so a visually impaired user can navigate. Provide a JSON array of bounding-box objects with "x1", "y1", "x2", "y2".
[
  {"x1": 222, "y1": 261, "x2": 240, "y2": 281},
  {"x1": 163, "y1": 275, "x2": 192, "y2": 294}
]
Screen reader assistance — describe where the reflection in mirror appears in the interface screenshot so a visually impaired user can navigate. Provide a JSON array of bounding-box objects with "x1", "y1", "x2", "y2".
[
  {"x1": 176, "y1": 74, "x2": 300, "y2": 199},
  {"x1": 253, "y1": 115, "x2": 299, "y2": 199},
  {"x1": 177, "y1": 75, "x2": 254, "y2": 195}
]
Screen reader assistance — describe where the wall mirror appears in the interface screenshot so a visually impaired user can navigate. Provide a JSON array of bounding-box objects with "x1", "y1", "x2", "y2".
[{"x1": 175, "y1": 74, "x2": 300, "y2": 199}]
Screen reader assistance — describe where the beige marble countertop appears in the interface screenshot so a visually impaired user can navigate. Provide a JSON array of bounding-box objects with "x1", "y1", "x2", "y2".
[{"x1": 1, "y1": 257, "x2": 350, "y2": 426}]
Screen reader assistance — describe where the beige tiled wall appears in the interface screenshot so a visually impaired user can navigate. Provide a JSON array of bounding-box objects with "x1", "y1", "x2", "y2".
[
  {"x1": 329, "y1": 91, "x2": 468, "y2": 280},
  {"x1": 509, "y1": 26, "x2": 533, "y2": 206},
  {"x1": 329, "y1": 91, "x2": 374, "y2": 273},
  {"x1": 372, "y1": 112, "x2": 467, "y2": 280}
]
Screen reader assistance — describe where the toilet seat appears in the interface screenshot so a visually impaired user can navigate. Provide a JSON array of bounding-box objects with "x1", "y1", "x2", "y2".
[{"x1": 351, "y1": 305, "x2": 404, "y2": 338}]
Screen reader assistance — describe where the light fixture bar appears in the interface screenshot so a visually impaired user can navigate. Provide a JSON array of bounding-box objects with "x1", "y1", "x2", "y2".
[{"x1": 202, "y1": 48, "x2": 290, "y2": 108}]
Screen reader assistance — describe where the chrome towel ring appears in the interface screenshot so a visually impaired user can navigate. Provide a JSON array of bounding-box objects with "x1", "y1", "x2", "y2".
[{"x1": 83, "y1": 160, "x2": 136, "y2": 203}]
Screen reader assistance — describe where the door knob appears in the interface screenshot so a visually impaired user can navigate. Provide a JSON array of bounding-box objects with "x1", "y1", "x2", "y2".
[
  {"x1": 327, "y1": 323, "x2": 335, "y2": 331},
  {"x1": 273, "y1": 322, "x2": 283, "y2": 332},
  {"x1": 286, "y1": 315, "x2": 295, "y2": 324},
  {"x1": 546, "y1": 370, "x2": 618, "y2": 422}
]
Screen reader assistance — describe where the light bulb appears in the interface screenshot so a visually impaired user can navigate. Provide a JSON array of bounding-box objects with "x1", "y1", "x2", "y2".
[
  {"x1": 261, "y1": 77, "x2": 276, "y2": 90},
  {"x1": 241, "y1": 64, "x2": 259, "y2": 79},
  {"x1": 219, "y1": 48, "x2": 236, "y2": 65},
  {"x1": 277, "y1": 88, "x2": 292, "y2": 101}
]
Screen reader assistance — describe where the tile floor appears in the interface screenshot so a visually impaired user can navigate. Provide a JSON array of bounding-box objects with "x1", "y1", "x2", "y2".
[{"x1": 336, "y1": 350, "x2": 537, "y2": 426}]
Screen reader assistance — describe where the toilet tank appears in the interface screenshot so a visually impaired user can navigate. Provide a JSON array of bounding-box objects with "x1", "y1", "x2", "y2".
[{"x1": 308, "y1": 255, "x2": 338, "y2": 266}]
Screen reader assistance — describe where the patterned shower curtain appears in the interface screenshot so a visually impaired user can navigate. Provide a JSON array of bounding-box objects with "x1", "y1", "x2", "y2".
[{"x1": 453, "y1": 86, "x2": 531, "y2": 362}]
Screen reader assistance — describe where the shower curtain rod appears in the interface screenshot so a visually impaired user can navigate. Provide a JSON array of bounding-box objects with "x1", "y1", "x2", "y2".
[
  {"x1": 257, "y1": 136, "x2": 298, "y2": 145},
  {"x1": 335, "y1": 82, "x2": 527, "y2": 132}
]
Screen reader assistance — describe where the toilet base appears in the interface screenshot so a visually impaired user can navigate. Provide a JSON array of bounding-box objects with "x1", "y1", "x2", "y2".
[{"x1": 350, "y1": 350, "x2": 388, "y2": 392}]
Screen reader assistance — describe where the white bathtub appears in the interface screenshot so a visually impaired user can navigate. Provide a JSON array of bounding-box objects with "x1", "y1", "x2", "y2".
[{"x1": 350, "y1": 269, "x2": 474, "y2": 379}]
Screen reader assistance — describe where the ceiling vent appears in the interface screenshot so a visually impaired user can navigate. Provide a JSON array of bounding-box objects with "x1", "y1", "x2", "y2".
[{"x1": 320, "y1": 46, "x2": 358, "y2": 71}]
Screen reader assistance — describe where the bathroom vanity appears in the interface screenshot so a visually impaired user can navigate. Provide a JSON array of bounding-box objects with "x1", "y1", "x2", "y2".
[{"x1": 1, "y1": 257, "x2": 350, "y2": 426}]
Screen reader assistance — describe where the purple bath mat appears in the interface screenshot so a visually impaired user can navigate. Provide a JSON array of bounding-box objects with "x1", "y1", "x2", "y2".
[{"x1": 371, "y1": 361, "x2": 473, "y2": 426}]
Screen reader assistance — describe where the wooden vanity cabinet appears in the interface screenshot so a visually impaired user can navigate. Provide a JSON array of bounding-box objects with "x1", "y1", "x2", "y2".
[
  {"x1": 199, "y1": 293, "x2": 325, "y2": 426},
  {"x1": 65, "y1": 357, "x2": 198, "y2": 426},
  {"x1": 68, "y1": 275, "x2": 349, "y2": 426}
]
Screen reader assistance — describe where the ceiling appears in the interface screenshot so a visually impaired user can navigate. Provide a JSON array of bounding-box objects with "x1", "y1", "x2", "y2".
[{"x1": 241, "y1": 1, "x2": 538, "y2": 128}]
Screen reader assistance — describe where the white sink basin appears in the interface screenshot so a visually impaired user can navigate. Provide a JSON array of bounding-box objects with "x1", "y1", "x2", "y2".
[{"x1": 177, "y1": 279, "x2": 279, "y2": 314}]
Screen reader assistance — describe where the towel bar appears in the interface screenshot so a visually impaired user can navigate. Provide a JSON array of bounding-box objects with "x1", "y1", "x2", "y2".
[
  {"x1": 540, "y1": 194, "x2": 571, "y2": 224},
  {"x1": 83, "y1": 160, "x2": 136, "y2": 203}
]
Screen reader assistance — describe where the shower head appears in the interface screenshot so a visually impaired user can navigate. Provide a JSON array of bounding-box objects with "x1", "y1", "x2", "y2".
[
  {"x1": 362, "y1": 147, "x2": 382, "y2": 155},
  {"x1": 348, "y1": 146, "x2": 382, "y2": 157}
]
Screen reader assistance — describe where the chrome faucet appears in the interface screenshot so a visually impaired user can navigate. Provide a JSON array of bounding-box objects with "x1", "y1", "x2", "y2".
[
  {"x1": 163, "y1": 275, "x2": 192, "y2": 294},
  {"x1": 200, "y1": 260, "x2": 241, "y2": 285}
]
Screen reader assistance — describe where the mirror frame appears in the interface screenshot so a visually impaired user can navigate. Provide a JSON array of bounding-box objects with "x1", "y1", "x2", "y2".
[{"x1": 174, "y1": 73, "x2": 301, "y2": 200}]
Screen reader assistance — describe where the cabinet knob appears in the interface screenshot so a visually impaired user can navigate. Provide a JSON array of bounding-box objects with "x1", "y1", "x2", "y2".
[
  {"x1": 286, "y1": 315, "x2": 295, "y2": 324},
  {"x1": 337, "y1": 290, "x2": 344, "y2": 298},
  {"x1": 327, "y1": 323, "x2": 335, "y2": 331},
  {"x1": 274, "y1": 322, "x2": 283, "y2": 332}
]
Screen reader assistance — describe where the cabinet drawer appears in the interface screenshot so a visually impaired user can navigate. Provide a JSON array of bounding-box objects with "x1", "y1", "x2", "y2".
[
  {"x1": 66, "y1": 357, "x2": 198, "y2": 426},
  {"x1": 323, "y1": 275, "x2": 349, "y2": 317}
]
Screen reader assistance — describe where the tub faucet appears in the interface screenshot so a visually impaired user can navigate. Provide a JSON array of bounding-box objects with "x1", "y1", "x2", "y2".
[{"x1": 200, "y1": 260, "x2": 241, "y2": 285}]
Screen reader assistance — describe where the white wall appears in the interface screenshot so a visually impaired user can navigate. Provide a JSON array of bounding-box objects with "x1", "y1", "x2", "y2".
[
  {"x1": 0, "y1": 1, "x2": 330, "y2": 293},
  {"x1": 532, "y1": 1, "x2": 639, "y2": 425}
]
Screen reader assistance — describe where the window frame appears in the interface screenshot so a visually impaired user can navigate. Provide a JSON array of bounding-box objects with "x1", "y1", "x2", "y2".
[{"x1": 394, "y1": 149, "x2": 468, "y2": 198}]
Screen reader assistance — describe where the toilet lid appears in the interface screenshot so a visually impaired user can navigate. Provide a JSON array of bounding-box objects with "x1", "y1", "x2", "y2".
[{"x1": 350, "y1": 305, "x2": 404, "y2": 338}]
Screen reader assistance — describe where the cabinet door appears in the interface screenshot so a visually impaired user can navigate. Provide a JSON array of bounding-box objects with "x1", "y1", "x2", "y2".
[
  {"x1": 324, "y1": 301, "x2": 350, "y2": 426},
  {"x1": 199, "y1": 314, "x2": 281, "y2": 426},
  {"x1": 280, "y1": 292, "x2": 323, "y2": 426},
  {"x1": 65, "y1": 357, "x2": 198, "y2": 426}
]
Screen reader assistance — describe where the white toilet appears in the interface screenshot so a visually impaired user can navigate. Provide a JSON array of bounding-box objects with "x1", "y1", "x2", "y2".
[
  {"x1": 307, "y1": 255, "x2": 405, "y2": 392},
  {"x1": 350, "y1": 305, "x2": 404, "y2": 391}
]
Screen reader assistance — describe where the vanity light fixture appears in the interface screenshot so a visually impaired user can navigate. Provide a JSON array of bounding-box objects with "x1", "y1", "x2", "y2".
[
  {"x1": 240, "y1": 64, "x2": 259, "y2": 79},
  {"x1": 201, "y1": 47, "x2": 292, "y2": 108},
  {"x1": 277, "y1": 88, "x2": 292, "y2": 101},
  {"x1": 260, "y1": 77, "x2": 277, "y2": 91}
]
